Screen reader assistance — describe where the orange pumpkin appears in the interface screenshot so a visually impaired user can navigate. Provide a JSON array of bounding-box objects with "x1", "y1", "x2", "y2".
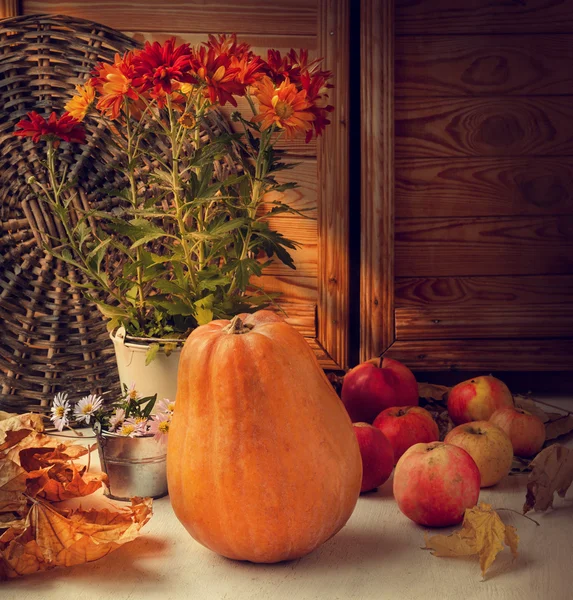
[{"x1": 167, "y1": 310, "x2": 362, "y2": 563}]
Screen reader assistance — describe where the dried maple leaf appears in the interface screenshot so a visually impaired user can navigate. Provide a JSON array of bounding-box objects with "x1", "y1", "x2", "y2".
[
  {"x1": 523, "y1": 444, "x2": 573, "y2": 513},
  {"x1": 418, "y1": 382, "x2": 450, "y2": 403},
  {"x1": 513, "y1": 395, "x2": 549, "y2": 422},
  {"x1": 0, "y1": 496, "x2": 153, "y2": 578},
  {"x1": 0, "y1": 458, "x2": 50, "y2": 516},
  {"x1": 17, "y1": 444, "x2": 106, "y2": 502},
  {"x1": 424, "y1": 502, "x2": 519, "y2": 579},
  {"x1": 0, "y1": 414, "x2": 44, "y2": 436}
]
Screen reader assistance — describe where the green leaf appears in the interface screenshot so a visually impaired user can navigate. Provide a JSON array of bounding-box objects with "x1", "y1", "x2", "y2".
[
  {"x1": 145, "y1": 343, "x2": 160, "y2": 366},
  {"x1": 208, "y1": 217, "x2": 248, "y2": 237},
  {"x1": 194, "y1": 294, "x2": 214, "y2": 326}
]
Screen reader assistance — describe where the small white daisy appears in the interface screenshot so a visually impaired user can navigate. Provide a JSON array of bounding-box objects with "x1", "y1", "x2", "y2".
[
  {"x1": 73, "y1": 394, "x2": 103, "y2": 424},
  {"x1": 156, "y1": 398, "x2": 175, "y2": 414},
  {"x1": 50, "y1": 392, "x2": 70, "y2": 432},
  {"x1": 148, "y1": 412, "x2": 171, "y2": 442},
  {"x1": 109, "y1": 408, "x2": 126, "y2": 432}
]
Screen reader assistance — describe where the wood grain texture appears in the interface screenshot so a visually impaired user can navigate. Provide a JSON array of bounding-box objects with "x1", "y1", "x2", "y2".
[
  {"x1": 396, "y1": 157, "x2": 573, "y2": 217},
  {"x1": 395, "y1": 216, "x2": 573, "y2": 277},
  {"x1": 316, "y1": 0, "x2": 350, "y2": 369},
  {"x1": 360, "y1": 0, "x2": 394, "y2": 362},
  {"x1": 385, "y1": 339, "x2": 573, "y2": 371},
  {"x1": 250, "y1": 273, "x2": 317, "y2": 304},
  {"x1": 396, "y1": 34, "x2": 573, "y2": 97},
  {"x1": 396, "y1": 0, "x2": 573, "y2": 34},
  {"x1": 395, "y1": 305, "x2": 573, "y2": 340},
  {"x1": 395, "y1": 275, "x2": 573, "y2": 307},
  {"x1": 396, "y1": 97, "x2": 573, "y2": 158},
  {"x1": 0, "y1": 0, "x2": 19, "y2": 18},
  {"x1": 22, "y1": 1, "x2": 318, "y2": 35}
]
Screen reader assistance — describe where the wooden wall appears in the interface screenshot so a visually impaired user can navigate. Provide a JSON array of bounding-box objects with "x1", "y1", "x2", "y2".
[
  {"x1": 388, "y1": 0, "x2": 573, "y2": 370},
  {"x1": 3, "y1": 0, "x2": 350, "y2": 369}
]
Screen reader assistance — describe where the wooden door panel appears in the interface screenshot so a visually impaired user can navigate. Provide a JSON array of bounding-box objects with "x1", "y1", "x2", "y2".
[
  {"x1": 396, "y1": 0, "x2": 573, "y2": 34},
  {"x1": 396, "y1": 35, "x2": 573, "y2": 97},
  {"x1": 396, "y1": 97, "x2": 573, "y2": 158},
  {"x1": 396, "y1": 158, "x2": 573, "y2": 218},
  {"x1": 395, "y1": 216, "x2": 573, "y2": 277}
]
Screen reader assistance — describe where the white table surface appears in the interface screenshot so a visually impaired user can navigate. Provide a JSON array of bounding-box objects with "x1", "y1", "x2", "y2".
[{"x1": 3, "y1": 397, "x2": 573, "y2": 600}]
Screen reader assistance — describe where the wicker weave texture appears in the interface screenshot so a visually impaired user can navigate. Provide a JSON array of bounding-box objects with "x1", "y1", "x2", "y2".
[{"x1": 0, "y1": 15, "x2": 144, "y2": 414}]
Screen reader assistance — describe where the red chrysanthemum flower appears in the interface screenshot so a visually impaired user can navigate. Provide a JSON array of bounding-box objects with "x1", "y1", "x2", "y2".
[
  {"x1": 204, "y1": 33, "x2": 251, "y2": 62},
  {"x1": 13, "y1": 111, "x2": 86, "y2": 145},
  {"x1": 189, "y1": 46, "x2": 244, "y2": 107},
  {"x1": 132, "y1": 38, "x2": 196, "y2": 101},
  {"x1": 300, "y1": 71, "x2": 335, "y2": 142}
]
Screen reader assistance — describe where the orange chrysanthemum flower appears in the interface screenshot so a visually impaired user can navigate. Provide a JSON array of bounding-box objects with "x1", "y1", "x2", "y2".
[
  {"x1": 64, "y1": 82, "x2": 96, "y2": 122},
  {"x1": 251, "y1": 76, "x2": 314, "y2": 140},
  {"x1": 91, "y1": 52, "x2": 139, "y2": 119}
]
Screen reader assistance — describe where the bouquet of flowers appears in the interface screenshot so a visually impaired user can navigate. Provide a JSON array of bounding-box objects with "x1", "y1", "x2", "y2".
[
  {"x1": 50, "y1": 383, "x2": 175, "y2": 441},
  {"x1": 14, "y1": 35, "x2": 333, "y2": 353}
]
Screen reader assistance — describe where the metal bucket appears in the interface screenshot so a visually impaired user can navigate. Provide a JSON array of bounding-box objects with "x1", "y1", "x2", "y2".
[{"x1": 95, "y1": 425, "x2": 168, "y2": 501}]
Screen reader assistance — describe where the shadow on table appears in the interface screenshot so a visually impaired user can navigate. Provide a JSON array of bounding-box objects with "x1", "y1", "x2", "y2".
[{"x1": 2, "y1": 535, "x2": 170, "y2": 590}]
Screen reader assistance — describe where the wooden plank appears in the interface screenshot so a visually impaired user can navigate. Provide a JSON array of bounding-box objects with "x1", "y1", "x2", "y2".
[
  {"x1": 395, "y1": 305, "x2": 573, "y2": 340},
  {"x1": 396, "y1": 97, "x2": 573, "y2": 158},
  {"x1": 0, "y1": 0, "x2": 19, "y2": 18},
  {"x1": 396, "y1": 158, "x2": 573, "y2": 218},
  {"x1": 23, "y1": 1, "x2": 318, "y2": 35},
  {"x1": 395, "y1": 275, "x2": 573, "y2": 307},
  {"x1": 269, "y1": 301, "x2": 316, "y2": 338},
  {"x1": 395, "y1": 216, "x2": 573, "y2": 277},
  {"x1": 384, "y1": 339, "x2": 573, "y2": 371},
  {"x1": 360, "y1": 0, "x2": 394, "y2": 362},
  {"x1": 250, "y1": 273, "x2": 317, "y2": 304},
  {"x1": 305, "y1": 337, "x2": 340, "y2": 370},
  {"x1": 261, "y1": 159, "x2": 318, "y2": 214},
  {"x1": 317, "y1": 0, "x2": 350, "y2": 369},
  {"x1": 396, "y1": 0, "x2": 573, "y2": 34},
  {"x1": 396, "y1": 35, "x2": 573, "y2": 97}
]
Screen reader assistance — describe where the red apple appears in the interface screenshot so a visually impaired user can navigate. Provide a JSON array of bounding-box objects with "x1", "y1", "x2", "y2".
[
  {"x1": 447, "y1": 375, "x2": 514, "y2": 425},
  {"x1": 444, "y1": 421, "x2": 514, "y2": 487},
  {"x1": 393, "y1": 441, "x2": 480, "y2": 527},
  {"x1": 490, "y1": 407, "x2": 546, "y2": 458},
  {"x1": 373, "y1": 406, "x2": 439, "y2": 463},
  {"x1": 341, "y1": 357, "x2": 418, "y2": 423},
  {"x1": 353, "y1": 423, "x2": 395, "y2": 492}
]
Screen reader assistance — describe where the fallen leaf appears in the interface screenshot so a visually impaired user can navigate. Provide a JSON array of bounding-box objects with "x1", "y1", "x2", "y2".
[
  {"x1": 544, "y1": 414, "x2": 573, "y2": 442},
  {"x1": 523, "y1": 444, "x2": 573, "y2": 513},
  {"x1": 510, "y1": 455, "x2": 532, "y2": 475},
  {"x1": 424, "y1": 502, "x2": 518, "y2": 579},
  {"x1": 0, "y1": 459, "x2": 50, "y2": 516},
  {"x1": 0, "y1": 414, "x2": 44, "y2": 436},
  {"x1": 0, "y1": 496, "x2": 153, "y2": 578},
  {"x1": 418, "y1": 382, "x2": 450, "y2": 403}
]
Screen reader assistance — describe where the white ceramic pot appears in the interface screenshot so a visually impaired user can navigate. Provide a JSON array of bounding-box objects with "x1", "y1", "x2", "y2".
[{"x1": 110, "y1": 326, "x2": 182, "y2": 402}]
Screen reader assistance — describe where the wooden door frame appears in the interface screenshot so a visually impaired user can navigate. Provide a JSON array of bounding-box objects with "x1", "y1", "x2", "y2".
[
  {"x1": 314, "y1": 0, "x2": 351, "y2": 370},
  {"x1": 360, "y1": 0, "x2": 395, "y2": 363}
]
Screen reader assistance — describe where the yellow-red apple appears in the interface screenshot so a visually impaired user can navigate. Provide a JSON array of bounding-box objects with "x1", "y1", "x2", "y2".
[
  {"x1": 353, "y1": 423, "x2": 395, "y2": 492},
  {"x1": 447, "y1": 375, "x2": 514, "y2": 425},
  {"x1": 490, "y1": 407, "x2": 546, "y2": 458},
  {"x1": 393, "y1": 441, "x2": 480, "y2": 527},
  {"x1": 373, "y1": 406, "x2": 439, "y2": 463},
  {"x1": 444, "y1": 421, "x2": 513, "y2": 487},
  {"x1": 341, "y1": 357, "x2": 418, "y2": 423}
]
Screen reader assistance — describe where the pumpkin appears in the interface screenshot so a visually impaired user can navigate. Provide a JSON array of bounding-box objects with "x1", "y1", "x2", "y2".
[{"x1": 167, "y1": 310, "x2": 362, "y2": 563}]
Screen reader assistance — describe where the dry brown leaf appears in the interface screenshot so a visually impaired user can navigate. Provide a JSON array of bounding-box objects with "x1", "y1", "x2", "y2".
[
  {"x1": 0, "y1": 411, "x2": 16, "y2": 421},
  {"x1": 0, "y1": 496, "x2": 153, "y2": 578},
  {"x1": 0, "y1": 414, "x2": 44, "y2": 436},
  {"x1": 418, "y1": 382, "x2": 451, "y2": 403},
  {"x1": 544, "y1": 414, "x2": 573, "y2": 442},
  {"x1": 18, "y1": 444, "x2": 106, "y2": 502},
  {"x1": 0, "y1": 458, "x2": 51, "y2": 516},
  {"x1": 424, "y1": 502, "x2": 519, "y2": 579},
  {"x1": 523, "y1": 444, "x2": 573, "y2": 513}
]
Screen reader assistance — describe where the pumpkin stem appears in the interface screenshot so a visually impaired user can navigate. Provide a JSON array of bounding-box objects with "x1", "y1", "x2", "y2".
[{"x1": 223, "y1": 315, "x2": 254, "y2": 335}]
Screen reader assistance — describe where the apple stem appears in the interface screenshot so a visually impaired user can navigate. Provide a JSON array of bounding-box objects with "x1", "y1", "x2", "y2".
[{"x1": 496, "y1": 507, "x2": 540, "y2": 526}]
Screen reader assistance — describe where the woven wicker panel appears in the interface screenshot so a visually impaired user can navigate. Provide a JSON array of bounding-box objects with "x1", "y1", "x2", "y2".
[{"x1": 0, "y1": 15, "x2": 239, "y2": 415}]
